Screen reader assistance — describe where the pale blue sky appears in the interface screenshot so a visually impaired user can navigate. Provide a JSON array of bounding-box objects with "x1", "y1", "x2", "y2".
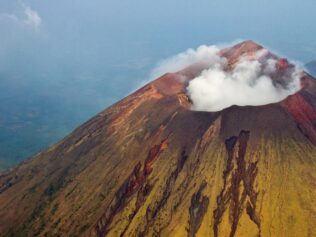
[{"x1": 0, "y1": 0, "x2": 316, "y2": 167}]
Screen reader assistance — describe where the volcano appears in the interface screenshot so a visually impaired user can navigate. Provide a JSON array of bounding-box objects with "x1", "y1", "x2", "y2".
[{"x1": 1, "y1": 41, "x2": 316, "y2": 237}]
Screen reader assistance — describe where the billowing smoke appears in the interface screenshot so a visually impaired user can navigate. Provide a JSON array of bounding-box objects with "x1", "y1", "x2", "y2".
[
  {"x1": 149, "y1": 45, "x2": 225, "y2": 79},
  {"x1": 187, "y1": 52, "x2": 302, "y2": 111},
  {"x1": 150, "y1": 43, "x2": 302, "y2": 112}
]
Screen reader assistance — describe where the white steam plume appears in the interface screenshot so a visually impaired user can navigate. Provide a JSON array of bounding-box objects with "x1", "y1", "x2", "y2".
[
  {"x1": 187, "y1": 53, "x2": 301, "y2": 111},
  {"x1": 0, "y1": 5, "x2": 41, "y2": 30},
  {"x1": 150, "y1": 43, "x2": 302, "y2": 112},
  {"x1": 23, "y1": 7, "x2": 41, "y2": 30},
  {"x1": 150, "y1": 45, "x2": 224, "y2": 79}
]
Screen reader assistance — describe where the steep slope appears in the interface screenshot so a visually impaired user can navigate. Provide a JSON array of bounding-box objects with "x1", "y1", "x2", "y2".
[
  {"x1": 1, "y1": 41, "x2": 316, "y2": 237},
  {"x1": 306, "y1": 60, "x2": 316, "y2": 77}
]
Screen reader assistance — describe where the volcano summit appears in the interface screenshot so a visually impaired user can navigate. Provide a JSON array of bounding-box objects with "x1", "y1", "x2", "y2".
[{"x1": 1, "y1": 41, "x2": 316, "y2": 237}]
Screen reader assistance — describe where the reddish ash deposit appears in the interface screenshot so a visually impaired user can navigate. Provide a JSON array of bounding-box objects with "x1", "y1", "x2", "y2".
[
  {"x1": 220, "y1": 40, "x2": 263, "y2": 66},
  {"x1": 277, "y1": 58, "x2": 290, "y2": 71},
  {"x1": 94, "y1": 138, "x2": 169, "y2": 237},
  {"x1": 144, "y1": 138, "x2": 168, "y2": 175},
  {"x1": 282, "y1": 93, "x2": 316, "y2": 144}
]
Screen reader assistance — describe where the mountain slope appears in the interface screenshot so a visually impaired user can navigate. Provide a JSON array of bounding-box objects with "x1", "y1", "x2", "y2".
[
  {"x1": 306, "y1": 60, "x2": 316, "y2": 77},
  {"x1": 1, "y1": 41, "x2": 316, "y2": 237}
]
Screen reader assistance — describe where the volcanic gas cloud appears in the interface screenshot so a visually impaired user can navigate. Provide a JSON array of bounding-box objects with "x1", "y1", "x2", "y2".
[{"x1": 151, "y1": 42, "x2": 302, "y2": 112}]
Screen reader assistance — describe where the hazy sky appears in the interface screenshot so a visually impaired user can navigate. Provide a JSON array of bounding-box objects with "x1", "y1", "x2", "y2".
[
  {"x1": 0, "y1": 0, "x2": 316, "y2": 156},
  {"x1": 1, "y1": 0, "x2": 316, "y2": 107}
]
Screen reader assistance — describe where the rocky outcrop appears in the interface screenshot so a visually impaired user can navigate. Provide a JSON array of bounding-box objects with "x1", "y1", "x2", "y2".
[
  {"x1": 188, "y1": 181, "x2": 209, "y2": 237},
  {"x1": 95, "y1": 139, "x2": 169, "y2": 237},
  {"x1": 282, "y1": 93, "x2": 316, "y2": 144},
  {"x1": 213, "y1": 131, "x2": 260, "y2": 237}
]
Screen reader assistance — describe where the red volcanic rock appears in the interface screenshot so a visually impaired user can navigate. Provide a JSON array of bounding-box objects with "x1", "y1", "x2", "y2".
[
  {"x1": 152, "y1": 73, "x2": 186, "y2": 95},
  {"x1": 281, "y1": 93, "x2": 316, "y2": 144},
  {"x1": 300, "y1": 73, "x2": 316, "y2": 93},
  {"x1": 144, "y1": 139, "x2": 168, "y2": 176},
  {"x1": 282, "y1": 93, "x2": 316, "y2": 124},
  {"x1": 276, "y1": 58, "x2": 289, "y2": 71},
  {"x1": 220, "y1": 40, "x2": 263, "y2": 61},
  {"x1": 220, "y1": 40, "x2": 264, "y2": 69}
]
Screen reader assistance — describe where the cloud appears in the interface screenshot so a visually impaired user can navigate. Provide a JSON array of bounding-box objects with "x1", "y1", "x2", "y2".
[
  {"x1": 23, "y1": 7, "x2": 41, "y2": 30},
  {"x1": 149, "y1": 45, "x2": 225, "y2": 79},
  {"x1": 187, "y1": 56, "x2": 301, "y2": 111},
  {"x1": 150, "y1": 43, "x2": 302, "y2": 112},
  {"x1": 0, "y1": 6, "x2": 41, "y2": 30},
  {"x1": 0, "y1": 13, "x2": 19, "y2": 22}
]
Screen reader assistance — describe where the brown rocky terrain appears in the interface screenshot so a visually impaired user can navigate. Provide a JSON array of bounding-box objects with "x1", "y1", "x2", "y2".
[{"x1": 0, "y1": 41, "x2": 316, "y2": 237}]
